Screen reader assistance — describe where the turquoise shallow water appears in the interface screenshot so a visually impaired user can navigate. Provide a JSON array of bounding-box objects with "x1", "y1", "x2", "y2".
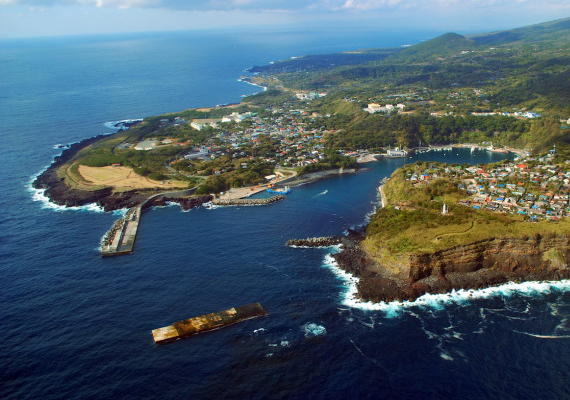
[{"x1": 2, "y1": 30, "x2": 570, "y2": 400}]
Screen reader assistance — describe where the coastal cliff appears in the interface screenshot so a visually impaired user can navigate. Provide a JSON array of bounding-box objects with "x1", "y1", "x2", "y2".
[
  {"x1": 31, "y1": 134, "x2": 145, "y2": 210},
  {"x1": 334, "y1": 234, "x2": 570, "y2": 303}
]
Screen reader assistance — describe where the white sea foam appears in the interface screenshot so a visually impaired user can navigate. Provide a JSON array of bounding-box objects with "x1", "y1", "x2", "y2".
[
  {"x1": 29, "y1": 184, "x2": 105, "y2": 213},
  {"x1": 513, "y1": 330, "x2": 570, "y2": 339},
  {"x1": 112, "y1": 208, "x2": 128, "y2": 217},
  {"x1": 302, "y1": 323, "x2": 327, "y2": 337},
  {"x1": 30, "y1": 119, "x2": 142, "y2": 214},
  {"x1": 237, "y1": 78, "x2": 267, "y2": 92},
  {"x1": 201, "y1": 201, "x2": 219, "y2": 210},
  {"x1": 103, "y1": 118, "x2": 143, "y2": 130},
  {"x1": 321, "y1": 249, "x2": 570, "y2": 315}
]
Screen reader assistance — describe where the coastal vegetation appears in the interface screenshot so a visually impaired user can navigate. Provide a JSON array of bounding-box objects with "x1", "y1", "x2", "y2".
[
  {"x1": 39, "y1": 16, "x2": 570, "y2": 201},
  {"x1": 363, "y1": 161, "x2": 570, "y2": 272}
]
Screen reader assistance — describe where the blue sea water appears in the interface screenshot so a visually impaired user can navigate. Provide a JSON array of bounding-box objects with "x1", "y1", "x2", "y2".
[{"x1": 2, "y1": 29, "x2": 570, "y2": 400}]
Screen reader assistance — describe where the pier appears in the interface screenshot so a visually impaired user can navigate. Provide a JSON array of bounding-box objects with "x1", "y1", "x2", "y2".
[
  {"x1": 212, "y1": 195, "x2": 285, "y2": 206},
  {"x1": 101, "y1": 205, "x2": 142, "y2": 256},
  {"x1": 152, "y1": 303, "x2": 266, "y2": 344}
]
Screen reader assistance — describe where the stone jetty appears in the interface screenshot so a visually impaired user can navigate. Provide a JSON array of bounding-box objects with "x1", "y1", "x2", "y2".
[
  {"x1": 152, "y1": 303, "x2": 267, "y2": 344},
  {"x1": 101, "y1": 205, "x2": 142, "y2": 256},
  {"x1": 212, "y1": 195, "x2": 285, "y2": 206},
  {"x1": 287, "y1": 236, "x2": 342, "y2": 247}
]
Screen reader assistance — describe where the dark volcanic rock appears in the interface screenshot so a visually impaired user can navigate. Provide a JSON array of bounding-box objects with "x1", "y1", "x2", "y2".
[
  {"x1": 333, "y1": 235, "x2": 570, "y2": 303},
  {"x1": 144, "y1": 195, "x2": 213, "y2": 211},
  {"x1": 287, "y1": 236, "x2": 343, "y2": 247},
  {"x1": 31, "y1": 132, "x2": 191, "y2": 211}
]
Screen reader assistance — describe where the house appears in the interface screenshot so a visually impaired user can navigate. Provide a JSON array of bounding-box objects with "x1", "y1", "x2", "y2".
[
  {"x1": 184, "y1": 146, "x2": 210, "y2": 160},
  {"x1": 364, "y1": 103, "x2": 383, "y2": 113}
]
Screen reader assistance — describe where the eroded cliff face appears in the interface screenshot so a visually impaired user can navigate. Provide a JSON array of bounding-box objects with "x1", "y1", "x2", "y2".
[
  {"x1": 405, "y1": 235, "x2": 570, "y2": 280},
  {"x1": 335, "y1": 235, "x2": 570, "y2": 303}
]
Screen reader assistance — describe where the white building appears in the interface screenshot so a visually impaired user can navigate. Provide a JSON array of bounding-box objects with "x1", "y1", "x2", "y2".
[
  {"x1": 184, "y1": 146, "x2": 210, "y2": 160},
  {"x1": 364, "y1": 103, "x2": 383, "y2": 113},
  {"x1": 386, "y1": 147, "x2": 408, "y2": 157},
  {"x1": 191, "y1": 119, "x2": 220, "y2": 131}
]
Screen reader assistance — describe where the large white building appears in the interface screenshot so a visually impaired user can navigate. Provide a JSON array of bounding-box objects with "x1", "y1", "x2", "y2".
[
  {"x1": 386, "y1": 147, "x2": 408, "y2": 157},
  {"x1": 191, "y1": 119, "x2": 220, "y2": 131},
  {"x1": 364, "y1": 103, "x2": 405, "y2": 114}
]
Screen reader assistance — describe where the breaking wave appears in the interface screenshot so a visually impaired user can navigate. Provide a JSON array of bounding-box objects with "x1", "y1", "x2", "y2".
[
  {"x1": 28, "y1": 178, "x2": 105, "y2": 213},
  {"x1": 321, "y1": 249, "x2": 570, "y2": 317},
  {"x1": 30, "y1": 120, "x2": 141, "y2": 213}
]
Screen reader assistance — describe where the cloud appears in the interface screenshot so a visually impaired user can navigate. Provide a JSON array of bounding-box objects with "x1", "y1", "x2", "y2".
[
  {"x1": 2, "y1": 0, "x2": 570, "y2": 13},
  {"x1": 340, "y1": 0, "x2": 403, "y2": 10},
  {"x1": 0, "y1": 0, "x2": 315, "y2": 10}
]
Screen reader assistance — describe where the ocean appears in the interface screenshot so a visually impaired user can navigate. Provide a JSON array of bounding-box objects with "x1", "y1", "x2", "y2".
[{"x1": 2, "y1": 29, "x2": 570, "y2": 400}]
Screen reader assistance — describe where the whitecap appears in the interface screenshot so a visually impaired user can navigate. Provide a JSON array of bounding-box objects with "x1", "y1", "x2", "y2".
[
  {"x1": 513, "y1": 331, "x2": 570, "y2": 339},
  {"x1": 302, "y1": 323, "x2": 326, "y2": 337}
]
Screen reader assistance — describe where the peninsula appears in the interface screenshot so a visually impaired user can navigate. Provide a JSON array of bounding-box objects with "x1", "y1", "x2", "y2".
[
  {"x1": 33, "y1": 15, "x2": 570, "y2": 285},
  {"x1": 332, "y1": 157, "x2": 570, "y2": 303}
]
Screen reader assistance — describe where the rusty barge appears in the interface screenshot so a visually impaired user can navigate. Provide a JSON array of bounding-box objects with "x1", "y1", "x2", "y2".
[{"x1": 152, "y1": 302, "x2": 266, "y2": 344}]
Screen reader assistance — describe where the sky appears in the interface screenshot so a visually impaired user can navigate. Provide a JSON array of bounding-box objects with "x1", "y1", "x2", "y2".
[{"x1": 1, "y1": 0, "x2": 570, "y2": 38}]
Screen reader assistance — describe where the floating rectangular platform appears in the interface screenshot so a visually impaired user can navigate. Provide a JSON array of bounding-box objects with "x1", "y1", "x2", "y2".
[{"x1": 152, "y1": 302, "x2": 266, "y2": 344}]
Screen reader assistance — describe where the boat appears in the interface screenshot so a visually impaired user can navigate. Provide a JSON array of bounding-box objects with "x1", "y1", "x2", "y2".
[{"x1": 267, "y1": 185, "x2": 291, "y2": 194}]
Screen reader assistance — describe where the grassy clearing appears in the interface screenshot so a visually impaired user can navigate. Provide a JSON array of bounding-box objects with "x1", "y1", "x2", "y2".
[{"x1": 76, "y1": 165, "x2": 188, "y2": 192}]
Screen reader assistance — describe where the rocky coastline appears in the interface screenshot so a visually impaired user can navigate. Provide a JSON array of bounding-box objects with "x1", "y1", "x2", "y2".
[
  {"x1": 144, "y1": 195, "x2": 213, "y2": 211},
  {"x1": 333, "y1": 234, "x2": 570, "y2": 303},
  {"x1": 31, "y1": 129, "x2": 207, "y2": 212},
  {"x1": 32, "y1": 133, "x2": 146, "y2": 211}
]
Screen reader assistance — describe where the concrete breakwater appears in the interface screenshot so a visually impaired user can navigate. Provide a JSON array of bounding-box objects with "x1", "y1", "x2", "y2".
[
  {"x1": 212, "y1": 195, "x2": 285, "y2": 206},
  {"x1": 287, "y1": 236, "x2": 342, "y2": 247},
  {"x1": 101, "y1": 205, "x2": 142, "y2": 256}
]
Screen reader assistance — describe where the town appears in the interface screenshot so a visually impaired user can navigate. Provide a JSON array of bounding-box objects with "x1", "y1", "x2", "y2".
[{"x1": 405, "y1": 147, "x2": 570, "y2": 222}]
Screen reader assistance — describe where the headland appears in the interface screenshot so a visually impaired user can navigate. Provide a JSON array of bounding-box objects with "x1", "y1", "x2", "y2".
[{"x1": 329, "y1": 158, "x2": 570, "y2": 302}]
